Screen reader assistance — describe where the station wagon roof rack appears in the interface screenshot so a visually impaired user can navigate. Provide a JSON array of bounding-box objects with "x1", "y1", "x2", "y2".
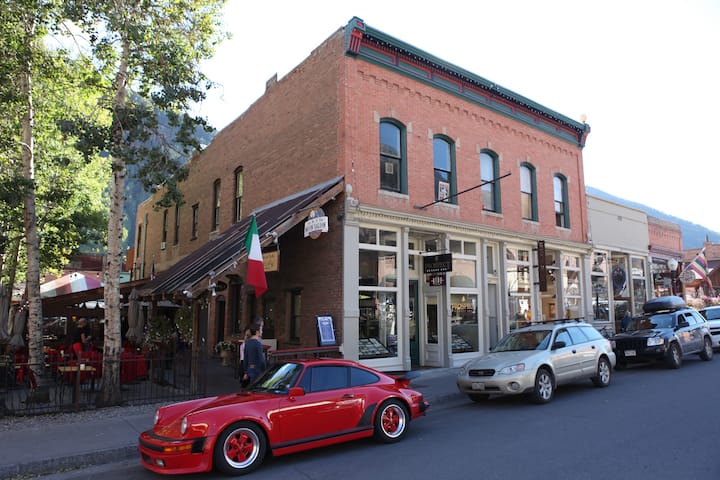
[{"x1": 530, "y1": 317, "x2": 585, "y2": 326}]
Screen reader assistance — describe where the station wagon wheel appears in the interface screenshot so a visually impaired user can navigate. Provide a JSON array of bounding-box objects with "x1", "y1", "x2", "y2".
[
  {"x1": 591, "y1": 357, "x2": 611, "y2": 387},
  {"x1": 531, "y1": 368, "x2": 554, "y2": 404},
  {"x1": 665, "y1": 343, "x2": 682, "y2": 369},
  {"x1": 699, "y1": 336, "x2": 713, "y2": 361},
  {"x1": 213, "y1": 421, "x2": 267, "y2": 475},
  {"x1": 374, "y1": 399, "x2": 408, "y2": 443}
]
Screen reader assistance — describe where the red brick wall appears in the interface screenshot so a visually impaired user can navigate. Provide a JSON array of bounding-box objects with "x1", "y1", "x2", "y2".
[
  {"x1": 137, "y1": 30, "x2": 346, "y2": 275},
  {"x1": 340, "y1": 57, "x2": 588, "y2": 244}
]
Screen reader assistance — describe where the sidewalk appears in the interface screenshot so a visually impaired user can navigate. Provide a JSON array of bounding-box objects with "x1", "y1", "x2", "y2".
[{"x1": 0, "y1": 363, "x2": 462, "y2": 480}]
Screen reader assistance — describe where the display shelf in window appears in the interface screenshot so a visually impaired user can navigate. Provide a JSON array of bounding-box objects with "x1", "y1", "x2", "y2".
[
  {"x1": 451, "y1": 333, "x2": 474, "y2": 353},
  {"x1": 359, "y1": 337, "x2": 392, "y2": 358}
]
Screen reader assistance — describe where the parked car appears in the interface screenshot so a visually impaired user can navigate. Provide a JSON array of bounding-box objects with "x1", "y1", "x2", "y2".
[
  {"x1": 698, "y1": 304, "x2": 720, "y2": 350},
  {"x1": 612, "y1": 296, "x2": 713, "y2": 369},
  {"x1": 138, "y1": 358, "x2": 428, "y2": 475},
  {"x1": 456, "y1": 319, "x2": 615, "y2": 404}
]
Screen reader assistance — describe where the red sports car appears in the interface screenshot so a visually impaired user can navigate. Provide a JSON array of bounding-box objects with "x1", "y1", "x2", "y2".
[{"x1": 139, "y1": 358, "x2": 429, "y2": 475}]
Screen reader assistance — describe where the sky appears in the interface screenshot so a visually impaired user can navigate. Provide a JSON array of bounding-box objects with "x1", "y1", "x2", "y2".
[{"x1": 193, "y1": 0, "x2": 720, "y2": 233}]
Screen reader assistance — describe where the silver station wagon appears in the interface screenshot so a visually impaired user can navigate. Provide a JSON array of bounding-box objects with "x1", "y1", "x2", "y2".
[{"x1": 457, "y1": 319, "x2": 616, "y2": 404}]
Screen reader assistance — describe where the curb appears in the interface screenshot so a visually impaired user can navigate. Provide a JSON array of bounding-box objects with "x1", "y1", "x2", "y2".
[{"x1": 1, "y1": 445, "x2": 137, "y2": 480}]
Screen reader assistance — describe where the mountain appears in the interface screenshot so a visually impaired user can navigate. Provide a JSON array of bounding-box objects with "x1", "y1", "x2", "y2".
[{"x1": 586, "y1": 186, "x2": 720, "y2": 250}]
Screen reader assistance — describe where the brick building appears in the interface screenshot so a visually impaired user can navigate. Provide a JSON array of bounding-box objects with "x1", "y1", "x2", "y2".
[{"x1": 137, "y1": 17, "x2": 593, "y2": 371}]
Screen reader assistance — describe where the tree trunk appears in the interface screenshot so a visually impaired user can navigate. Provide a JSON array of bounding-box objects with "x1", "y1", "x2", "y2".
[
  {"x1": 20, "y1": 13, "x2": 43, "y2": 378},
  {"x1": 98, "y1": 39, "x2": 131, "y2": 407}
]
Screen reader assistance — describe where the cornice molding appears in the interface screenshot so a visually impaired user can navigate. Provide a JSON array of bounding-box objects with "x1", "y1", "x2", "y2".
[{"x1": 344, "y1": 17, "x2": 590, "y2": 148}]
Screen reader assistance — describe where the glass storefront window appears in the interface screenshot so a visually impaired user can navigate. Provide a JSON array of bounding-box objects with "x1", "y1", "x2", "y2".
[
  {"x1": 359, "y1": 251, "x2": 397, "y2": 287},
  {"x1": 507, "y1": 246, "x2": 532, "y2": 331},
  {"x1": 591, "y1": 276, "x2": 609, "y2": 321},
  {"x1": 359, "y1": 227, "x2": 377, "y2": 244},
  {"x1": 450, "y1": 258, "x2": 476, "y2": 288},
  {"x1": 632, "y1": 278, "x2": 646, "y2": 313},
  {"x1": 451, "y1": 294, "x2": 478, "y2": 352},
  {"x1": 358, "y1": 291, "x2": 398, "y2": 359},
  {"x1": 592, "y1": 252, "x2": 608, "y2": 274},
  {"x1": 562, "y1": 255, "x2": 581, "y2": 319}
]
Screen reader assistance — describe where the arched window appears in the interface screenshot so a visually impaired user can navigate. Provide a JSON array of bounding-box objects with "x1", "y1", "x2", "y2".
[
  {"x1": 520, "y1": 163, "x2": 537, "y2": 221},
  {"x1": 212, "y1": 179, "x2": 221, "y2": 231},
  {"x1": 433, "y1": 136, "x2": 456, "y2": 204},
  {"x1": 480, "y1": 150, "x2": 501, "y2": 212},
  {"x1": 379, "y1": 120, "x2": 406, "y2": 194},
  {"x1": 554, "y1": 174, "x2": 569, "y2": 228},
  {"x1": 234, "y1": 167, "x2": 244, "y2": 223}
]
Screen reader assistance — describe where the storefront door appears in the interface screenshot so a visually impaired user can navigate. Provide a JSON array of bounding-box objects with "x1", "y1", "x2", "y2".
[
  {"x1": 409, "y1": 281, "x2": 419, "y2": 367},
  {"x1": 423, "y1": 291, "x2": 444, "y2": 366}
]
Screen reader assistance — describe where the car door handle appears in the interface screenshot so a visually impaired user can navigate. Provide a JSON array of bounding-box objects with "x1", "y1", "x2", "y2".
[
  {"x1": 572, "y1": 350, "x2": 577, "y2": 354},
  {"x1": 591, "y1": 345, "x2": 596, "y2": 349},
  {"x1": 342, "y1": 394, "x2": 355, "y2": 399}
]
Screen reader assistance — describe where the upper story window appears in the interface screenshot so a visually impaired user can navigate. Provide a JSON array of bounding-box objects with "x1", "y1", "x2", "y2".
[
  {"x1": 234, "y1": 167, "x2": 243, "y2": 223},
  {"x1": 480, "y1": 150, "x2": 500, "y2": 213},
  {"x1": 433, "y1": 136, "x2": 456, "y2": 204},
  {"x1": 520, "y1": 163, "x2": 537, "y2": 221},
  {"x1": 379, "y1": 120, "x2": 406, "y2": 194},
  {"x1": 212, "y1": 179, "x2": 221, "y2": 231},
  {"x1": 161, "y1": 209, "x2": 168, "y2": 245},
  {"x1": 553, "y1": 174, "x2": 569, "y2": 228},
  {"x1": 191, "y1": 203, "x2": 199, "y2": 239},
  {"x1": 173, "y1": 204, "x2": 180, "y2": 245}
]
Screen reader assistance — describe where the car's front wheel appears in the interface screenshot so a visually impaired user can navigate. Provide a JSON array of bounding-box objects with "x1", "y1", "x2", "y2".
[
  {"x1": 374, "y1": 399, "x2": 408, "y2": 443},
  {"x1": 699, "y1": 336, "x2": 713, "y2": 361},
  {"x1": 531, "y1": 368, "x2": 554, "y2": 404},
  {"x1": 591, "y1": 357, "x2": 611, "y2": 387},
  {"x1": 213, "y1": 421, "x2": 267, "y2": 476},
  {"x1": 665, "y1": 342, "x2": 682, "y2": 369}
]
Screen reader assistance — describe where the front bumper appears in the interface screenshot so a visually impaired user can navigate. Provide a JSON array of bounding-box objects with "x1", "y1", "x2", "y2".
[
  {"x1": 614, "y1": 345, "x2": 667, "y2": 363},
  {"x1": 456, "y1": 370, "x2": 535, "y2": 396},
  {"x1": 138, "y1": 430, "x2": 213, "y2": 475}
]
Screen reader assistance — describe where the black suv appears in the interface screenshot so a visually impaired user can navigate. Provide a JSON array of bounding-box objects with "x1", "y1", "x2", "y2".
[{"x1": 611, "y1": 296, "x2": 713, "y2": 369}]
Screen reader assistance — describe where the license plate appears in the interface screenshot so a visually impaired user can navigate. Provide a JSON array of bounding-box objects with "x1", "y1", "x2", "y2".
[
  {"x1": 472, "y1": 382, "x2": 485, "y2": 391},
  {"x1": 625, "y1": 349, "x2": 636, "y2": 357}
]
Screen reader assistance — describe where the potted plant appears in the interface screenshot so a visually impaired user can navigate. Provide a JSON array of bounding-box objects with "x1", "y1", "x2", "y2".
[{"x1": 214, "y1": 341, "x2": 236, "y2": 366}]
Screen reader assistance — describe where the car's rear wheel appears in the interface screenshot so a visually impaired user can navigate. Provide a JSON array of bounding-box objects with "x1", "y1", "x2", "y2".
[
  {"x1": 531, "y1": 368, "x2": 554, "y2": 404},
  {"x1": 591, "y1": 357, "x2": 611, "y2": 387},
  {"x1": 213, "y1": 421, "x2": 266, "y2": 476},
  {"x1": 374, "y1": 399, "x2": 408, "y2": 443},
  {"x1": 665, "y1": 343, "x2": 682, "y2": 369},
  {"x1": 699, "y1": 336, "x2": 713, "y2": 361},
  {"x1": 469, "y1": 393, "x2": 490, "y2": 402}
]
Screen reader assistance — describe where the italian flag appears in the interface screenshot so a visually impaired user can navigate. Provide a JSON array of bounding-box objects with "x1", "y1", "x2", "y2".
[{"x1": 244, "y1": 215, "x2": 267, "y2": 297}]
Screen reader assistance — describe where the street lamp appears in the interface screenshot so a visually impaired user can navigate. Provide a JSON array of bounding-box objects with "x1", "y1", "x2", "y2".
[{"x1": 667, "y1": 258, "x2": 678, "y2": 296}]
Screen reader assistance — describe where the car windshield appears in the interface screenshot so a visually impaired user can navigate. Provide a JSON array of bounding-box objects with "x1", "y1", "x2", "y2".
[
  {"x1": 246, "y1": 362, "x2": 304, "y2": 394},
  {"x1": 626, "y1": 313, "x2": 675, "y2": 331},
  {"x1": 493, "y1": 330, "x2": 552, "y2": 352}
]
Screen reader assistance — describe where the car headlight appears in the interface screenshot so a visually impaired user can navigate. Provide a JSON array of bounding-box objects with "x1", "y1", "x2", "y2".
[
  {"x1": 499, "y1": 363, "x2": 525, "y2": 375},
  {"x1": 154, "y1": 410, "x2": 160, "y2": 426},
  {"x1": 458, "y1": 367, "x2": 467, "y2": 376},
  {"x1": 647, "y1": 337, "x2": 665, "y2": 347},
  {"x1": 180, "y1": 417, "x2": 188, "y2": 435}
]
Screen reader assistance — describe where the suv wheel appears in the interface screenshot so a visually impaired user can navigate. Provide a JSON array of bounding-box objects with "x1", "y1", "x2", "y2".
[
  {"x1": 699, "y1": 336, "x2": 713, "y2": 361},
  {"x1": 591, "y1": 357, "x2": 611, "y2": 387},
  {"x1": 531, "y1": 368, "x2": 554, "y2": 404},
  {"x1": 665, "y1": 343, "x2": 682, "y2": 369}
]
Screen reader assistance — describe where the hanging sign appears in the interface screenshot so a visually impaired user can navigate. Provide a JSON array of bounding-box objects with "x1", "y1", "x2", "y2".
[
  {"x1": 304, "y1": 208, "x2": 329, "y2": 239},
  {"x1": 423, "y1": 253, "x2": 452, "y2": 274},
  {"x1": 263, "y1": 250, "x2": 279, "y2": 272}
]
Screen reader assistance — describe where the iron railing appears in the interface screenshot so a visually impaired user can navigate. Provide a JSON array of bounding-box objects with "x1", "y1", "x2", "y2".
[{"x1": 0, "y1": 349, "x2": 207, "y2": 417}]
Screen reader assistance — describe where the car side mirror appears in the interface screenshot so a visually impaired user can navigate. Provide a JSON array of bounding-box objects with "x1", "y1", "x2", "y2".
[
  {"x1": 288, "y1": 386, "x2": 305, "y2": 397},
  {"x1": 552, "y1": 341, "x2": 566, "y2": 350}
]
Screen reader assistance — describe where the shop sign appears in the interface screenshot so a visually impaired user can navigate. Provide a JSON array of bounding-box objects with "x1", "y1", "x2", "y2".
[
  {"x1": 304, "y1": 208, "x2": 328, "y2": 239},
  {"x1": 679, "y1": 270, "x2": 696, "y2": 284},
  {"x1": 263, "y1": 250, "x2": 279, "y2": 272},
  {"x1": 423, "y1": 253, "x2": 452, "y2": 274},
  {"x1": 426, "y1": 273, "x2": 446, "y2": 286}
]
